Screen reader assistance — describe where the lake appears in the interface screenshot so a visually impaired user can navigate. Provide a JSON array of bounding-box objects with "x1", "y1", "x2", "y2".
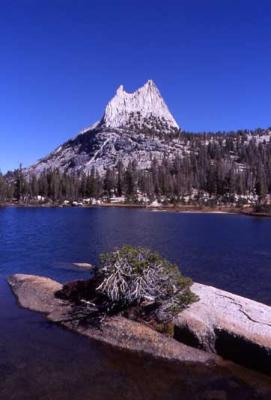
[{"x1": 1, "y1": 207, "x2": 271, "y2": 399}]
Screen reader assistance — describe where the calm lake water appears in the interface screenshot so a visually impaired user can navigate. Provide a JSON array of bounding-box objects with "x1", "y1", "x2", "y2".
[{"x1": 1, "y1": 207, "x2": 271, "y2": 399}]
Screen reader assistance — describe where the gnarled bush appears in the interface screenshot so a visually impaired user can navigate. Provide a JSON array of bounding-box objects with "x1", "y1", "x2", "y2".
[
  {"x1": 57, "y1": 245, "x2": 197, "y2": 328},
  {"x1": 96, "y1": 245, "x2": 197, "y2": 321}
]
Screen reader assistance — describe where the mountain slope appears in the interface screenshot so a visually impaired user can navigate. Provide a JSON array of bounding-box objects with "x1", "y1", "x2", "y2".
[
  {"x1": 26, "y1": 80, "x2": 271, "y2": 186},
  {"x1": 27, "y1": 80, "x2": 182, "y2": 176}
]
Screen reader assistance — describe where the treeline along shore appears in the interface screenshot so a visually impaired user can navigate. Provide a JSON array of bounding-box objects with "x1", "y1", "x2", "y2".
[{"x1": 2, "y1": 129, "x2": 271, "y2": 216}]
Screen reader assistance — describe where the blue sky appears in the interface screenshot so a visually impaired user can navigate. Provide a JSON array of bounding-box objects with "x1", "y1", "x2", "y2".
[{"x1": 1, "y1": 0, "x2": 271, "y2": 172}]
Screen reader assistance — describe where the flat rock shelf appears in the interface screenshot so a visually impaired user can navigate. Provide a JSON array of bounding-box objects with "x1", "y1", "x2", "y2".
[
  {"x1": 7, "y1": 275, "x2": 216, "y2": 365},
  {"x1": 8, "y1": 274, "x2": 271, "y2": 399}
]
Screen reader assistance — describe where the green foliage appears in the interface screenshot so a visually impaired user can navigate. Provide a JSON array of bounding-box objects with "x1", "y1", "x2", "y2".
[
  {"x1": 253, "y1": 203, "x2": 271, "y2": 214},
  {"x1": 97, "y1": 245, "x2": 197, "y2": 321},
  {"x1": 2, "y1": 128, "x2": 271, "y2": 205},
  {"x1": 155, "y1": 322, "x2": 174, "y2": 337}
]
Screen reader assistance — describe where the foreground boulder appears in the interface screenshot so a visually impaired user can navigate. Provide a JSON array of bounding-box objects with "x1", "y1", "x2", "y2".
[
  {"x1": 7, "y1": 274, "x2": 217, "y2": 364},
  {"x1": 174, "y1": 283, "x2": 271, "y2": 374},
  {"x1": 7, "y1": 274, "x2": 271, "y2": 397}
]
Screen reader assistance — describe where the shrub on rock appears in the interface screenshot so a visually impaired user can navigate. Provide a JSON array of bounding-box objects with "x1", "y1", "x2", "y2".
[
  {"x1": 95, "y1": 245, "x2": 197, "y2": 321},
  {"x1": 57, "y1": 245, "x2": 197, "y2": 328}
]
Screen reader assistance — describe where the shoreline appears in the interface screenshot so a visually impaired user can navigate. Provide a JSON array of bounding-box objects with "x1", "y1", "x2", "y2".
[{"x1": 1, "y1": 201, "x2": 271, "y2": 217}]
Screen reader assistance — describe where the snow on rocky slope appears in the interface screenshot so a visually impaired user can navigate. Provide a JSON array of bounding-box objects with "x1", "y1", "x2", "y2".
[{"x1": 26, "y1": 81, "x2": 183, "y2": 176}]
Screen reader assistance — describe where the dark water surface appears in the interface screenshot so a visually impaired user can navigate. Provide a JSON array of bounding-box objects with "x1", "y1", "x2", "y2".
[{"x1": 1, "y1": 207, "x2": 271, "y2": 399}]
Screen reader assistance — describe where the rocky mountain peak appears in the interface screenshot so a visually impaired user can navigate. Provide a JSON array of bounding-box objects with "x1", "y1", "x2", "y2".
[
  {"x1": 101, "y1": 80, "x2": 179, "y2": 132},
  {"x1": 26, "y1": 80, "x2": 182, "y2": 177}
]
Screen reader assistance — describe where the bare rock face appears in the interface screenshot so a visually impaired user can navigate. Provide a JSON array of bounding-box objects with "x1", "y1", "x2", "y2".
[
  {"x1": 26, "y1": 80, "x2": 183, "y2": 176},
  {"x1": 174, "y1": 283, "x2": 271, "y2": 374},
  {"x1": 102, "y1": 80, "x2": 179, "y2": 131}
]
